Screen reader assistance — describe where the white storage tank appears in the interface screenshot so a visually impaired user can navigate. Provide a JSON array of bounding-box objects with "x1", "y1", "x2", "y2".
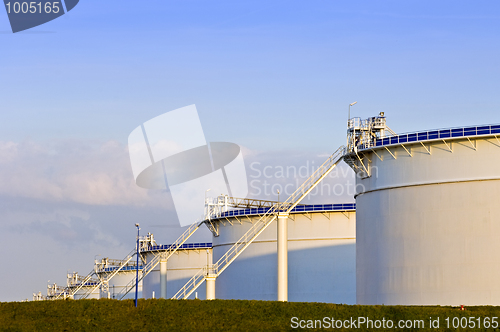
[
  {"x1": 70, "y1": 286, "x2": 100, "y2": 300},
  {"x1": 142, "y1": 243, "x2": 212, "y2": 300},
  {"x1": 95, "y1": 258, "x2": 143, "y2": 300},
  {"x1": 345, "y1": 116, "x2": 500, "y2": 305},
  {"x1": 210, "y1": 204, "x2": 356, "y2": 303},
  {"x1": 65, "y1": 273, "x2": 100, "y2": 300}
]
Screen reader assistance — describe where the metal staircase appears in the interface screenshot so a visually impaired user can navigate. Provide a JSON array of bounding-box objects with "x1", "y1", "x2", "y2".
[
  {"x1": 51, "y1": 248, "x2": 138, "y2": 300},
  {"x1": 116, "y1": 220, "x2": 203, "y2": 299},
  {"x1": 204, "y1": 195, "x2": 306, "y2": 236},
  {"x1": 172, "y1": 146, "x2": 346, "y2": 299},
  {"x1": 50, "y1": 269, "x2": 94, "y2": 300},
  {"x1": 48, "y1": 283, "x2": 71, "y2": 300},
  {"x1": 78, "y1": 247, "x2": 138, "y2": 299}
]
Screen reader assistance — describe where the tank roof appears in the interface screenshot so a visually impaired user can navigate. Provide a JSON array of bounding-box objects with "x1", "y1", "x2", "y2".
[
  {"x1": 362, "y1": 123, "x2": 500, "y2": 152},
  {"x1": 211, "y1": 203, "x2": 355, "y2": 220},
  {"x1": 142, "y1": 242, "x2": 213, "y2": 253}
]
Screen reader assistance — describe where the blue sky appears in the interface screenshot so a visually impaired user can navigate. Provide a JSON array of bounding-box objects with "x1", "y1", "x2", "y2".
[{"x1": 1, "y1": 0, "x2": 499, "y2": 301}]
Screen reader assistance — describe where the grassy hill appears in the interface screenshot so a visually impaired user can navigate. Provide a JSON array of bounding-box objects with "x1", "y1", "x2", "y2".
[{"x1": 1, "y1": 299, "x2": 500, "y2": 331}]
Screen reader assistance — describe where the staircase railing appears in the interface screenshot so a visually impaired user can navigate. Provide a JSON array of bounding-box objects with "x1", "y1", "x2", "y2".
[
  {"x1": 116, "y1": 221, "x2": 203, "y2": 300},
  {"x1": 172, "y1": 146, "x2": 345, "y2": 299}
]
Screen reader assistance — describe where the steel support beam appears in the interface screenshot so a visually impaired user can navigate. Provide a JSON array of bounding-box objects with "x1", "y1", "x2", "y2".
[
  {"x1": 206, "y1": 275, "x2": 216, "y2": 300},
  {"x1": 160, "y1": 260, "x2": 167, "y2": 299},
  {"x1": 277, "y1": 212, "x2": 289, "y2": 302}
]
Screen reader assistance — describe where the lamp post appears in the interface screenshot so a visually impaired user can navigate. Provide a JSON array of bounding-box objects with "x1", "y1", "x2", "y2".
[
  {"x1": 205, "y1": 189, "x2": 211, "y2": 220},
  {"x1": 348, "y1": 101, "x2": 357, "y2": 123},
  {"x1": 348, "y1": 101, "x2": 357, "y2": 121},
  {"x1": 94, "y1": 254, "x2": 100, "y2": 275},
  {"x1": 134, "y1": 223, "x2": 140, "y2": 308},
  {"x1": 347, "y1": 101, "x2": 358, "y2": 148}
]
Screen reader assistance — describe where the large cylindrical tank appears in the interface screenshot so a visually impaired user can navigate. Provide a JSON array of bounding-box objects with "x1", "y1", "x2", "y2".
[
  {"x1": 69, "y1": 284, "x2": 100, "y2": 300},
  {"x1": 65, "y1": 273, "x2": 100, "y2": 300},
  {"x1": 350, "y1": 124, "x2": 500, "y2": 305},
  {"x1": 97, "y1": 268, "x2": 143, "y2": 300},
  {"x1": 142, "y1": 243, "x2": 212, "y2": 300},
  {"x1": 212, "y1": 204, "x2": 356, "y2": 303}
]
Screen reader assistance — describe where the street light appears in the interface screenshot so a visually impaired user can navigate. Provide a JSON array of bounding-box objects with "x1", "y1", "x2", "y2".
[
  {"x1": 347, "y1": 102, "x2": 358, "y2": 148},
  {"x1": 348, "y1": 101, "x2": 357, "y2": 122},
  {"x1": 134, "y1": 223, "x2": 140, "y2": 308},
  {"x1": 204, "y1": 189, "x2": 212, "y2": 220},
  {"x1": 94, "y1": 254, "x2": 100, "y2": 272}
]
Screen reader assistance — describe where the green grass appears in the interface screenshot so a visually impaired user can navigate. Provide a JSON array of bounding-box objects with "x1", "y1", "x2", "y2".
[{"x1": 1, "y1": 299, "x2": 500, "y2": 331}]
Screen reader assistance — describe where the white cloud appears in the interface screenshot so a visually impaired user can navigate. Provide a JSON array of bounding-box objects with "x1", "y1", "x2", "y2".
[{"x1": 0, "y1": 139, "x2": 172, "y2": 208}]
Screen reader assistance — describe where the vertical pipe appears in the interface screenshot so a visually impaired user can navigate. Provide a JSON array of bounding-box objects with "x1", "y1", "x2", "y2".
[
  {"x1": 160, "y1": 260, "x2": 167, "y2": 299},
  {"x1": 277, "y1": 213, "x2": 288, "y2": 302}
]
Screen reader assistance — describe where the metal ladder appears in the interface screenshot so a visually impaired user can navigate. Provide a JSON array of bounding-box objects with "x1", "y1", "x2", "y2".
[
  {"x1": 172, "y1": 146, "x2": 345, "y2": 300},
  {"x1": 116, "y1": 221, "x2": 203, "y2": 300}
]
